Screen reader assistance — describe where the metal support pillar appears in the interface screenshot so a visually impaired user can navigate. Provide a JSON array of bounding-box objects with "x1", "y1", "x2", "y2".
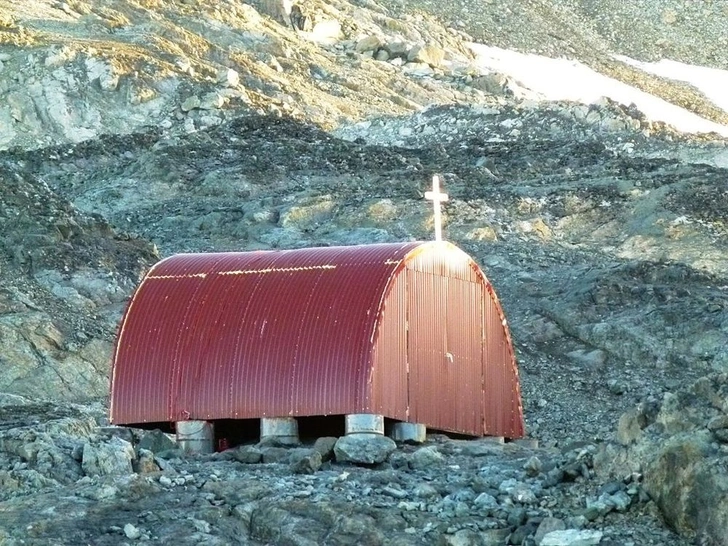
[
  {"x1": 345, "y1": 414, "x2": 384, "y2": 435},
  {"x1": 260, "y1": 417, "x2": 300, "y2": 445},
  {"x1": 391, "y1": 422, "x2": 426, "y2": 443},
  {"x1": 176, "y1": 420, "x2": 214, "y2": 454}
]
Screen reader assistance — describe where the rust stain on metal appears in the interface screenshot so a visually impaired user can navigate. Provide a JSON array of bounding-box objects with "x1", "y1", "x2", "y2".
[{"x1": 110, "y1": 242, "x2": 524, "y2": 438}]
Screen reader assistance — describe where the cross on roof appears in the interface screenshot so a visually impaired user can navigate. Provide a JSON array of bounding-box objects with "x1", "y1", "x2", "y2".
[{"x1": 425, "y1": 174, "x2": 449, "y2": 241}]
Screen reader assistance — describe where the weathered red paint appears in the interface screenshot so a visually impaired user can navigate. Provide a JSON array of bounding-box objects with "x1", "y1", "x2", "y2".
[{"x1": 110, "y1": 241, "x2": 524, "y2": 438}]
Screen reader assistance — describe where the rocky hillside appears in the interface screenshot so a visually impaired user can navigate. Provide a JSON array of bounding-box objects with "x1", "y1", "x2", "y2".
[{"x1": 1, "y1": 0, "x2": 727, "y2": 544}]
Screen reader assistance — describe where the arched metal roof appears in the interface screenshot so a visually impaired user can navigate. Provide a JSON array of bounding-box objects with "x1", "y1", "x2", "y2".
[
  {"x1": 110, "y1": 241, "x2": 524, "y2": 438},
  {"x1": 111, "y1": 242, "x2": 423, "y2": 424}
]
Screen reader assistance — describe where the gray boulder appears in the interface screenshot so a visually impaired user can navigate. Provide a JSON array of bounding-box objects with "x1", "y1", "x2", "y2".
[
  {"x1": 597, "y1": 374, "x2": 728, "y2": 545},
  {"x1": 407, "y1": 43, "x2": 445, "y2": 67},
  {"x1": 312, "y1": 436, "x2": 337, "y2": 461},
  {"x1": 409, "y1": 445, "x2": 444, "y2": 469},
  {"x1": 137, "y1": 429, "x2": 177, "y2": 454},
  {"x1": 535, "y1": 518, "x2": 566, "y2": 545},
  {"x1": 81, "y1": 436, "x2": 135, "y2": 476},
  {"x1": 334, "y1": 434, "x2": 396, "y2": 464}
]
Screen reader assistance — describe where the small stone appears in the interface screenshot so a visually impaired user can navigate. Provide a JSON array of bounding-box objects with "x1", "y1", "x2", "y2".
[
  {"x1": 541, "y1": 529, "x2": 603, "y2": 546},
  {"x1": 375, "y1": 49, "x2": 390, "y2": 62},
  {"x1": 409, "y1": 446, "x2": 444, "y2": 469},
  {"x1": 82, "y1": 437, "x2": 135, "y2": 477},
  {"x1": 473, "y1": 492, "x2": 498, "y2": 510},
  {"x1": 597, "y1": 482, "x2": 622, "y2": 496},
  {"x1": 524, "y1": 455, "x2": 543, "y2": 477},
  {"x1": 413, "y1": 483, "x2": 439, "y2": 499},
  {"x1": 181, "y1": 96, "x2": 201, "y2": 112},
  {"x1": 564, "y1": 516, "x2": 587, "y2": 530},
  {"x1": 385, "y1": 41, "x2": 409, "y2": 58},
  {"x1": 500, "y1": 479, "x2": 537, "y2": 504},
  {"x1": 402, "y1": 62, "x2": 435, "y2": 77},
  {"x1": 159, "y1": 475, "x2": 173, "y2": 487},
  {"x1": 216, "y1": 68, "x2": 239, "y2": 87},
  {"x1": 334, "y1": 433, "x2": 396, "y2": 464},
  {"x1": 512, "y1": 486, "x2": 537, "y2": 504},
  {"x1": 607, "y1": 379, "x2": 626, "y2": 395},
  {"x1": 470, "y1": 72, "x2": 510, "y2": 95},
  {"x1": 389, "y1": 451, "x2": 410, "y2": 469},
  {"x1": 200, "y1": 92, "x2": 225, "y2": 110},
  {"x1": 566, "y1": 349, "x2": 606, "y2": 369},
  {"x1": 662, "y1": 9, "x2": 678, "y2": 25},
  {"x1": 134, "y1": 449, "x2": 159, "y2": 474},
  {"x1": 584, "y1": 497, "x2": 612, "y2": 520},
  {"x1": 407, "y1": 43, "x2": 445, "y2": 67},
  {"x1": 466, "y1": 226, "x2": 498, "y2": 242},
  {"x1": 123, "y1": 523, "x2": 141, "y2": 540},
  {"x1": 607, "y1": 490, "x2": 632, "y2": 512},
  {"x1": 355, "y1": 35, "x2": 382, "y2": 53},
  {"x1": 258, "y1": 0, "x2": 292, "y2": 23},
  {"x1": 616, "y1": 410, "x2": 643, "y2": 445},
  {"x1": 231, "y1": 446, "x2": 263, "y2": 464},
  {"x1": 305, "y1": 436, "x2": 334, "y2": 460},
  {"x1": 260, "y1": 446, "x2": 291, "y2": 464},
  {"x1": 543, "y1": 469, "x2": 564, "y2": 489},
  {"x1": 534, "y1": 518, "x2": 566, "y2": 545},
  {"x1": 382, "y1": 485, "x2": 408, "y2": 499},
  {"x1": 481, "y1": 528, "x2": 511, "y2": 545},
  {"x1": 443, "y1": 529, "x2": 480, "y2": 546},
  {"x1": 291, "y1": 450, "x2": 322, "y2": 474},
  {"x1": 707, "y1": 415, "x2": 728, "y2": 431},
  {"x1": 192, "y1": 519, "x2": 211, "y2": 533},
  {"x1": 510, "y1": 522, "x2": 539, "y2": 545},
  {"x1": 506, "y1": 507, "x2": 527, "y2": 527}
]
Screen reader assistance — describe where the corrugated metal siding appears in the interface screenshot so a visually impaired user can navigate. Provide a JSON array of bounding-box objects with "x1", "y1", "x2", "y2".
[
  {"x1": 405, "y1": 248, "x2": 485, "y2": 436},
  {"x1": 111, "y1": 243, "x2": 421, "y2": 424},
  {"x1": 370, "y1": 269, "x2": 408, "y2": 420},
  {"x1": 401, "y1": 243, "x2": 523, "y2": 438},
  {"x1": 446, "y1": 276, "x2": 484, "y2": 435},
  {"x1": 406, "y1": 268, "x2": 432, "y2": 428},
  {"x1": 482, "y1": 279, "x2": 525, "y2": 437}
]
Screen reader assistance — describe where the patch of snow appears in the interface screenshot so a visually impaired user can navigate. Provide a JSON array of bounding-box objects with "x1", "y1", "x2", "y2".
[
  {"x1": 468, "y1": 43, "x2": 728, "y2": 137},
  {"x1": 614, "y1": 55, "x2": 728, "y2": 112}
]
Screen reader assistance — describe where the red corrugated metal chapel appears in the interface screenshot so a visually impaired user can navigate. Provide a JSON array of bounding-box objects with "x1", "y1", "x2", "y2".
[{"x1": 110, "y1": 241, "x2": 524, "y2": 438}]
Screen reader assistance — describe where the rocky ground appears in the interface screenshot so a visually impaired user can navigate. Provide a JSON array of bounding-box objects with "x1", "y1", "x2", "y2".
[{"x1": 1, "y1": 0, "x2": 728, "y2": 544}]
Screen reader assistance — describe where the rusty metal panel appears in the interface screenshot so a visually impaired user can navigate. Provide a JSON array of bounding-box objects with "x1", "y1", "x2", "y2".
[
  {"x1": 406, "y1": 253, "x2": 485, "y2": 436},
  {"x1": 403, "y1": 245, "x2": 524, "y2": 438},
  {"x1": 482, "y1": 278, "x2": 525, "y2": 438},
  {"x1": 371, "y1": 270, "x2": 408, "y2": 420},
  {"x1": 446, "y1": 277, "x2": 484, "y2": 435},
  {"x1": 110, "y1": 259, "x2": 212, "y2": 423},
  {"x1": 406, "y1": 267, "x2": 443, "y2": 430},
  {"x1": 110, "y1": 243, "x2": 421, "y2": 425}
]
